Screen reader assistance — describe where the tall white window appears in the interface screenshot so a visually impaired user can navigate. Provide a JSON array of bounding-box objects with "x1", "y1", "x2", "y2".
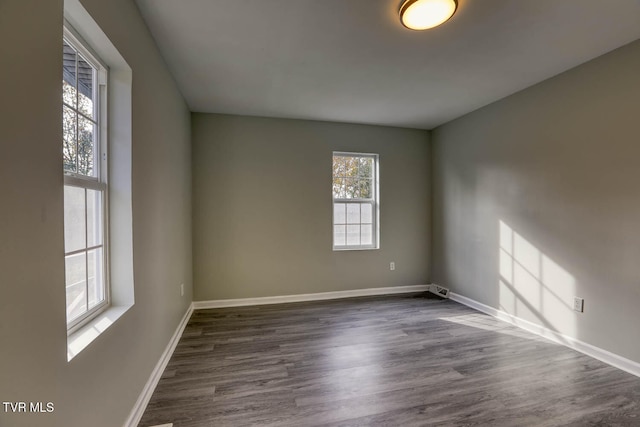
[
  {"x1": 332, "y1": 152, "x2": 379, "y2": 250},
  {"x1": 62, "y1": 27, "x2": 109, "y2": 331}
]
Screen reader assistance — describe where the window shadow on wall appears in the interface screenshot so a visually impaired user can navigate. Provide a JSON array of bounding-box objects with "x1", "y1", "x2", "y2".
[{"x1": 498, "y1": 220, "x2": 576, "y2": 343}]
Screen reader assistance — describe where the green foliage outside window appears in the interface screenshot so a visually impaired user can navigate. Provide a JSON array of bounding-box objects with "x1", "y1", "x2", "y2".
[{"x1": 332, "y1": 155, "x2": 373, "y2": 199}]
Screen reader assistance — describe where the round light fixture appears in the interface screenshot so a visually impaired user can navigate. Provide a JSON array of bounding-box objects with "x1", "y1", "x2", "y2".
[{"x1": 399, "y1": 0, "x2": 458, "y2": 30}]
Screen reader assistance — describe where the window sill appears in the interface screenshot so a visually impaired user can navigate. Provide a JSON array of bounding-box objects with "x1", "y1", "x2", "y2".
[
  {"x1": 333, "y1": 247, "x2": 380, "y2": 251},
  {"x1": 67, "y1": 304, "x2": 132, "y2": 361}
]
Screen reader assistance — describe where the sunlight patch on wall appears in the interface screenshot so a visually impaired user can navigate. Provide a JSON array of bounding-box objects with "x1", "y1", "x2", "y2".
[{"x1": 499, "y1": 220, "x2": 576, "y2": 336}]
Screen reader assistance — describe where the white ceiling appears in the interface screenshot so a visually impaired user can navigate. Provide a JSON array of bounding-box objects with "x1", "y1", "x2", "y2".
[{"x1": 135, "y1": 0, "x2": 640, "y2": 129}]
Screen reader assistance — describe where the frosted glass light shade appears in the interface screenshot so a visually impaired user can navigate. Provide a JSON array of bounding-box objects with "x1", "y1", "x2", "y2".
[{"x1": 400, "y1": 0, "x2": 458, "y2": 30}]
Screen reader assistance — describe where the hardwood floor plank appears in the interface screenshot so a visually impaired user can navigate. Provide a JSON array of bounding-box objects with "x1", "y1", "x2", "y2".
[{"x1": 139, "y1": 293, "x2": 640, "y2": 426}]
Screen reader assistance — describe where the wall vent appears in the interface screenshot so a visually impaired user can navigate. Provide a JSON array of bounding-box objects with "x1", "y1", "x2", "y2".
[{"x1": 429, "y1": 284, "x2": 450, "y2": 298}]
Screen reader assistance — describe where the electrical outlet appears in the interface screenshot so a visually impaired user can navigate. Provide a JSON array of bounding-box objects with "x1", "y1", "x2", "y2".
[
  {"x1": 573, "y1": 297, "x2": 584, "y2": 312},
  {"x1": 390, "y1": 262, "x2": 395, "y2": 271},
  {"x1": 180, "y1": 283, "x2": 184, "y2": 297}
]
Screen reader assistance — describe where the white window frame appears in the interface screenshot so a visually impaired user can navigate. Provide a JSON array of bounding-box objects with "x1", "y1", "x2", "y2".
[
  {"x1": 332, "y1": 152, "x2": 380, "y2": 251},
  {"x1": 63, "y1": 25, "x2": 110, "y2": 334}
]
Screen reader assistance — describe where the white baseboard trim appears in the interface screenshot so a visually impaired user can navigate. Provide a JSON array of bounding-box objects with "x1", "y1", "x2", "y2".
[
  {"x1": 449, "y1": 292, "x2": 640, "y2": 378},
  {"x1": 193, "y1": 285, "x2": 430, "y2": 309},
  {"x1": 123, "y1": 303, "x2": 194, "y2": 427}
]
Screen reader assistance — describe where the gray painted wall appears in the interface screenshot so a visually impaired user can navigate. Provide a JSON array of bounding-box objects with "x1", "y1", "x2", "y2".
[
  {"x1": 432, "y1": 39, "x2": 640, "y2": 364},
  {"x1": 0, "y1": 0, "x2": 192, "y2": 426},
  {"x1": 192, "y1": 114, "x2": 431, "y2": 301}
]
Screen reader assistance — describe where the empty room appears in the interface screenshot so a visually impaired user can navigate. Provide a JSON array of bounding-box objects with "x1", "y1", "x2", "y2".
[{"x1": 2, "y1": 0, "x2": 640, "y2": 426}]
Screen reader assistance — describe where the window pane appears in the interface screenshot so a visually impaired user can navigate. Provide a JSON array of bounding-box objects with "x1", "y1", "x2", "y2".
[
  {"x1": 358, "y1": 157, "x2": 373, "y2": 177},
  {"x1": 333, "y1": 203, "x2": 346, "y2": 224},
  {"x1": 333, "y1": 177, "x2": 344, "y2": 199},
  {"x1": 361, "y1": 203, "x2": 373, "y2": 224},
  {"x1": 346, "y1": 225, "x2": 360, "y2": 245},
  {"x1": 66, "y1": 252, "x2": 87, "y2": 321},
  {"x1": 344, "y1": 156, "x2": 358, "y2": 177},
  {"x1": 63, "y1": 106, "x2": 77, "y2": 174},
  {"x1": 78, "y1": 115, "x2": 96, "y2": 177},
  {"x1": 87, "y1": 248, "x2": 104, "y2": 309},
  {"x1": 333, "y1": 156, "x2": 346, "y2": 178},
  {"x1": 361, "y1": 224, "x2": 373, "y2": 245},
  {"x1": 344, "y1": 178, "x2": 358, "y2": 199},
  {"x1": 358, "y1": 179, "x2": 372, "y2": 199},
  {"x1": 87, "y1": 189, "x2": 103, "y2": 247},
  {"x1": 63, "y1": 80, "x2": 77, "y2": 109},
  {"x1": 64, "y1": 186, "x2": 86, "y2": 253},
  {"x1": 347, "y1": 203, "x2": 360, "y2": 224},
  {"x1": 334, "y1": 225, "x2": 346, "y2": 246},
  {"x1": 62, "y1": 41, "x2": 77, "y2": 107},
  {"x1": 77, "y1": 55, "x2": 95, "y2": 119}
]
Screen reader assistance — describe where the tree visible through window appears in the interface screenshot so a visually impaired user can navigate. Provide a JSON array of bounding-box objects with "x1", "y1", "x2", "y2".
[
  {"x1": 63, "y1": 41, "x2": 98, "y2": 176},
  {"x1": 332, "y1": 152, "x2": 379, "y2": 250},
  {"x1": 62, "y1": 30, "x2": 109, "y2": 330}
]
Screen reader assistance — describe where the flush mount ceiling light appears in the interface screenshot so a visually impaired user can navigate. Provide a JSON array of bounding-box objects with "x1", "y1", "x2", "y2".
[{"x1": 399, "y1": 0, "x2": 458, "y2": 30}]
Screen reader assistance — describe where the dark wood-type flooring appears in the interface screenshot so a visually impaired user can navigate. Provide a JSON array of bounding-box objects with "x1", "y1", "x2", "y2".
[{"x1": 139, "y1": 293, "x2": 640, "y2": 426}]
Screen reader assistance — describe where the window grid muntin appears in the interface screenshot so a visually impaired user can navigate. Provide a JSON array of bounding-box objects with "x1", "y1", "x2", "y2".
[
  {"x1": 63, "y1": 27, "x2": 110, "y2": 332},
  {"x1": 332, "y1": 152, "x2": 378, "y2": 250}
]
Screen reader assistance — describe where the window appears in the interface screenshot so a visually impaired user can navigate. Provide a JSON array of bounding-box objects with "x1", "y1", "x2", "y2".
[
  {"x1": 332, "y1": 152, "x2": 379, "y2": 250},
  {"x1": 62, "y1": 27, "x2": 109, "y2": 332},
  {"x1": 63, "y1": 0, "x2": 133, "y2": 360}
]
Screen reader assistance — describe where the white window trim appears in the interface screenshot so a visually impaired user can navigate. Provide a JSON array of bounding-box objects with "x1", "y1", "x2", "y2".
[
  {"x1": 332, "y1": 151, "x2": 380, "y2": 251},
  {"x1": 63, "y1": 25, "x2": 111, "y2": 335}
]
